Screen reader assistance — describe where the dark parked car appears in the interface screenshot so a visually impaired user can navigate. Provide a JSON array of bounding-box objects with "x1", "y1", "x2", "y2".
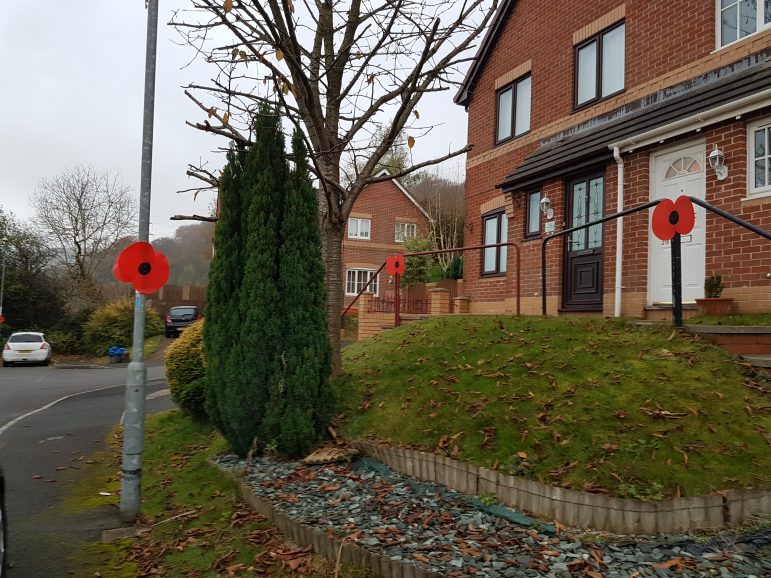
[
  {"x1": 164, "y1": 306, "x2": 201, "y2": 338},
  {"x1": 1, "y1": 466, "x2": 6, "y2": 577}
]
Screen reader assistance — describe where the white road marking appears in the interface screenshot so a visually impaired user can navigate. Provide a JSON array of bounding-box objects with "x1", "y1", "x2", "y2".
[{"x1": 0, "y1": 382, "x2": 170, "y2": 439}]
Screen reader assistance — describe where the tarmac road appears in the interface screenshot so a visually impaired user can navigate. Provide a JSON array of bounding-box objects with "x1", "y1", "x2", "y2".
[{"x1": 0, "y1": 363, "x2": 173, "y2": 577}]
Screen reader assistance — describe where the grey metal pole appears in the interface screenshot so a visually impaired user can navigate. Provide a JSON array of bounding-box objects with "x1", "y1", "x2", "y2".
[
  {"x1": 0, "y1": 248, "x2": 6, "y2": 317},
  {"x1": 120, "y1": 0, "x2": 159, "y2": 522}
]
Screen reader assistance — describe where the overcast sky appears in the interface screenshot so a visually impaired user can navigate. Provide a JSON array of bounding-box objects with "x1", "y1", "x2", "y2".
[{"x1": 0, "y1": 2, "x2": 468, "y2": 242}]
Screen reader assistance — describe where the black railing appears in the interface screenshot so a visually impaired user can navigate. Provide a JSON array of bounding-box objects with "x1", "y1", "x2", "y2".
[{"x1": 541, "y1": 196, "x2": 771, "y2": 325}]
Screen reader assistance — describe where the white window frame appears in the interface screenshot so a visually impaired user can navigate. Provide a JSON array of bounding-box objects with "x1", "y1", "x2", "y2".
[
  {"x1": 747, "y1": 117, "x2": 771, "y2": 199},
  {"x1": 575, "y1": 22, "x2": 625, "y2": 108},
  {"x1": 496, "y1": 74, "x2": 532, "y2": 143},
  {"x1": 717, "y1": 0, "x2": 771, "y2": 48},
  {"x1": 347, "y1": 217, "x2": 371, "y2": 240},
  {"x1": 345, "y1": 269, "x2": 379, "y2": 296},
  {"x1": 394, "y1": 222, "x2": 417, "y2": 243}
]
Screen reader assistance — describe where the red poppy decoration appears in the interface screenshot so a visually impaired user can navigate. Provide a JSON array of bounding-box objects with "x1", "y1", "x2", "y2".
[
  {"x1": 652, "y1": 195, "x2": 696, "y2": 241},
  {"x1": 386, "y1": 254, "x2": 405, "y2": 276},
  {"x1": 113, "y1": 242, "x2": 170, "y2": 294}
]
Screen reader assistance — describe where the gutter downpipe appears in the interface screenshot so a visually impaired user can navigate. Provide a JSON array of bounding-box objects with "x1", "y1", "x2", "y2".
[{"x1": 612, "y1": 146, "x2": 624, "y2": 318}]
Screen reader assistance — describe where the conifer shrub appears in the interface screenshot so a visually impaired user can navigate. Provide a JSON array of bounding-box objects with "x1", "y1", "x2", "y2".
[
  {"x1": 204, "y1": 109, "x2": 333, "y2": 458},
  {"x1": 82, "y1": 298, "x2": 164, "y2": 355},
  {"x1": 165, "y1": 319, "x2": 207, "y2": 418}
]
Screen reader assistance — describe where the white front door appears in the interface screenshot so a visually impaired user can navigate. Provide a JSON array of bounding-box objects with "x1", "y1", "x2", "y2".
[{"x1": 648, "y1": 143, "x2": 707, "y2": 305}]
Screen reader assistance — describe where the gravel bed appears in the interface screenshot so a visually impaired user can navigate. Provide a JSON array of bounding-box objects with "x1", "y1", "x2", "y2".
[{"x1": 217, "y1": 455, "x2": 771, "y2": 578}]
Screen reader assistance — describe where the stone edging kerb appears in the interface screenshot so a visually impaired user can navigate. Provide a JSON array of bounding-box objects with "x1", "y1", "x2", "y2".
[{"x1": 354, "y1": 441, "x2": 771, "y2": 534}]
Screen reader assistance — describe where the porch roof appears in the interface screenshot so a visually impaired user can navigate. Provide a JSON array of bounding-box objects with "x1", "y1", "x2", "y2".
[{"x1": 497, "y1": 55, "x2": 771, "y2": 193}]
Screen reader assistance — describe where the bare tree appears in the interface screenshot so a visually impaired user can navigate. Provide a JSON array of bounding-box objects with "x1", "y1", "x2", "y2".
[
  {"x1": 171, "y1": 0, "x2": 497, "y2": 372},
  {"x1": 411, "y1": 175, "x2": 465, "y2": 271},
  {"x1": 31, "y1": 165, "x2": 136, "y2": 304}
]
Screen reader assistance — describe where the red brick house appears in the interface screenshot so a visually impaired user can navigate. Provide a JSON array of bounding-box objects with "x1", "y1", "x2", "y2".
[
  {"x1": 455, "y1": 0, "x2": 771, "y2": 317},
  {"x1": 342, "y1": 170, "x2": 431, "y2": 307}
]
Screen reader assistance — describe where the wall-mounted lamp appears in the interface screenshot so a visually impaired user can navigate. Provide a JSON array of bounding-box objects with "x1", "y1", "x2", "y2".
[
  {"x1": 708, "y1": 145, "x2": 728, "y2": 180},
  {"x1": 540, "y1": 196, "x2": 554, "y2": 219}
]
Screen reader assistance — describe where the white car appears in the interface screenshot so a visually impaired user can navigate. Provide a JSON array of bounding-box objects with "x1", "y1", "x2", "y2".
[{"x1": 2, "y1": 332, "x2": 52, "y2": 367}]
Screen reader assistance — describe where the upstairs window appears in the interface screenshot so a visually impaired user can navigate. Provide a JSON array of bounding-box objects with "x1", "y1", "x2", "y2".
[
  {"x1": 719, "y1": 0, "x2": 771, "y2": 47},
  {"x1": 496, "y1": 75, "x2": 531, "y2": 143},
  {"x1": 347, "y1": 217, "x2": 371, "y2": 240},
  {"x1": 575, "y1": 22, "x2": 625, "y2": 108},
  {"x1": 394, "y1": 222, "x2": 417, "y2": 243},
  {"x1": 482, "y1": 210, "x2": 508, "y2": 275},
  {"x1": 749, "y1": 118, "x2": 771, "y2": 197}
]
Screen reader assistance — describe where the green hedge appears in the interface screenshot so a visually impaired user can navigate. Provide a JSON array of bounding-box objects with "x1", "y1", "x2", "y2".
[
  {"x1": 165, "y1": 319, "x2": 206, "y2": 418},
  {"x1": 82, "y1": 299, "x2": 164, "y2": 355}
]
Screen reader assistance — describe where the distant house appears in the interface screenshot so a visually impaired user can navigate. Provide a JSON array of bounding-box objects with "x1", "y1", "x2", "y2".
[
  {"x1": 455, "y1": 0, "x2": 771, "y2": 317},
  {"x1": 342, "y1": 170, "x2": 431, "y2": 308}
]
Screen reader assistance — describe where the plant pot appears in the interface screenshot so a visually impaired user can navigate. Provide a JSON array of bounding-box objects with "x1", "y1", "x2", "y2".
[{"x1": 695, "y1": 297, "x2": 734, "y2": 316}]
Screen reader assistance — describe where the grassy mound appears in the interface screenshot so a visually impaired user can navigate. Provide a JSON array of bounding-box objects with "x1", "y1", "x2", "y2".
[{"x1": 335, "y1": 316, "x2": 771, "y2": 500}]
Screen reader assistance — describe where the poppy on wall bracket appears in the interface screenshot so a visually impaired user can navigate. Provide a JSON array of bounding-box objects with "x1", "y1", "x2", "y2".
[
  {"x1": 385, "y1": 254, "x2": 405, "y2": 276},
  {"x1": 113, "y1": 242, "x2": 170, "y2": 294},
  {"x1": 652, "y1": 195, "x2": 695, "y2": 241}
]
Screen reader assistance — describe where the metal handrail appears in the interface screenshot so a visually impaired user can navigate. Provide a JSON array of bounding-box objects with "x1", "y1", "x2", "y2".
[
  {"x1": 341, "y1": 241, "x2": 522, "y2": 320},
  {"x1": 540, "y1": 196, "x2": 770, "y2": 317}
]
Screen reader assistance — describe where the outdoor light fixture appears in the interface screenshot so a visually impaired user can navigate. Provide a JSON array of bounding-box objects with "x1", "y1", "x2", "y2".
[
  {"x1": 540, "y1": 196, "x2": 554, "y2": 219},
  {"x1": 708, "y1": 145, "x2": 728, "y2": 180}
]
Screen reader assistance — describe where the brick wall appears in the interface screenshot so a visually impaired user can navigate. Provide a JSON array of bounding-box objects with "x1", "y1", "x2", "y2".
[{"x1": 461, "y1": 0, "x2": 771, "y2": 316}]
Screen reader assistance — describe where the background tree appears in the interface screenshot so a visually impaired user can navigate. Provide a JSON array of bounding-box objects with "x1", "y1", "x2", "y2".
[
  {"x1": 401, "y1": 234, "x2": 434, "y2": 288},
  {"x1": 410, "y1": 175, "x2": 466, "y2": 272},
  {"x1": 0, "y1": 209, "x2": 65, "y2": 335},
  {"x1": 172, "y1": 0, "x2": 497, "y2": 373},
  {"x1": 31, "y1": 165, "x2": 136, "y2": 306}
]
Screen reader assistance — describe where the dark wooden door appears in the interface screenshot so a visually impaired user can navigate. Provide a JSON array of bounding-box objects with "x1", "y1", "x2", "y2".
[{"x1": 563, "y1": 174, "x2": 604, "y2": 310}]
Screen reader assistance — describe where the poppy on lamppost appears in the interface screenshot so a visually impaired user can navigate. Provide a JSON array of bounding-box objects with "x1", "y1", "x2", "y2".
[
  {"x1": 651, "y1": 195, "x2": 695, "y2": 241},
  {"x1": 386, "y1": 254, "x2": 405, "y2": 276},
  {"x1": 113, "y1": 241, "x2": 170, "y2": 294}
]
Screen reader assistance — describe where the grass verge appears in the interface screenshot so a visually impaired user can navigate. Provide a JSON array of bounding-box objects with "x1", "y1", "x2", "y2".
[
  {"x1": 67, "y1": 411, "x2": 370, "y2": 578},
  {"x1": 687, "y1": 313, "x2": 771, "y2": 326},
  {"x1": 335, "y1": 315, "x2": 771, "y2": 499}
]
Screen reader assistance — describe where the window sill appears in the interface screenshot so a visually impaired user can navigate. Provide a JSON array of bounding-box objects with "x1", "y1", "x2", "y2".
[
  {"x1": 573, "y1": 88, "x2": 625, "y2": 113},
  {"x1": 480, "y1": 272, "x2": 508, "y2": 278},
  {"x1": 741, "y1": 191, "x2": 771, "y2": 204},
  {"x1": 713, "y1": 26, "x2": 771, "y2": 54},
  {"x1": 494, "y1": 129, "x2": 531, "y2": 148}
]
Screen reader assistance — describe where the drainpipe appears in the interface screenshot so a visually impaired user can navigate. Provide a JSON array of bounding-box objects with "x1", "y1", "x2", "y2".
[{"x1": 613, "y1": 146, "x2": 624, "y2": 318}]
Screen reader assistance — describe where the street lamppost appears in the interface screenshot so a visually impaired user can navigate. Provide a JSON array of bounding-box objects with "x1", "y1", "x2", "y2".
[{"x1": 120, "y1": 0, "x2": 159, "y2": 522}]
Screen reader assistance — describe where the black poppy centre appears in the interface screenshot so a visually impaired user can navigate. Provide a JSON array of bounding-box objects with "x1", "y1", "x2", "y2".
[{"x1": 138, "y1": 262, "x2": 152, "y2": 275}]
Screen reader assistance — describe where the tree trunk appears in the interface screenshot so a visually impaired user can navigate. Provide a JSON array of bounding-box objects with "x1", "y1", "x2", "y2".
[{"x1": 321, "y1": 222, "x2": 344, "y2": 377}]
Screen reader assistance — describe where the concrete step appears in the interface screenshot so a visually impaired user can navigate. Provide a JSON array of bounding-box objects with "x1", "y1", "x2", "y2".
[
  {"x1": 741, "y1": 354, "x2": 771, "y2": 368},
  {"x1": 685, "y1": 325, "x2": 771, "y2": 356}
]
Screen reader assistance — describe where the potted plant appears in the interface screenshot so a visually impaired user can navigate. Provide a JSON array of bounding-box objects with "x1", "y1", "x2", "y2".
[{"x1": 695, "y1": 274, "x2": 734, "y2": 315}]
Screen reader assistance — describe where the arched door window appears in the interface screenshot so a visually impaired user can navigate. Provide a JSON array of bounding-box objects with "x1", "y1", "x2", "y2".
[{"x1": 664, "y1": 156, "x2": 702, "y2": 179}]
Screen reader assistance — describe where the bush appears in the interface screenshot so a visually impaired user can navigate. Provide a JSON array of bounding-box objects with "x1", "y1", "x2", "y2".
[
  {"x1": 444, "y1": 254, "x2": 463, "y2": 279},
  {"x1": 165, "y1": 319, "x2": 207, "y2": 418},
  {"x1": 82, "y1": 298, "x2": 164, "y2": 355},
  {"x1": 45, "y1": 330, "x2": 83, "y2": 355}
]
